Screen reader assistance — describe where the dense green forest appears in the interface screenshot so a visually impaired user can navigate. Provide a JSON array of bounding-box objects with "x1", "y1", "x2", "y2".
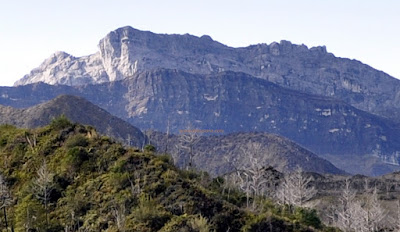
[{"x1": 0, "y1": 117, "x2": 337, "y2": 231}]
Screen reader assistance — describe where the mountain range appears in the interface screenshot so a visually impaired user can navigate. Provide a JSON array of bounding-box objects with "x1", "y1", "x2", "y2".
[
  {"x1": 2, "y1": 69, "x2": 399, "y2": 175},
  {"x1": 0, "y1": 94, "x2": 344, "y2": 176},
  {"x1": 15, "y1": 26, "x2": 400, "y2": 124},
  {"x1": 3, "y1": 26, "x2": 400, "y2": 176}
]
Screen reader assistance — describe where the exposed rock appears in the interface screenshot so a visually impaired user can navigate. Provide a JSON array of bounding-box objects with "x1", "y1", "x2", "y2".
[
  {"x1": 14, "y1": 52, "x2": 109, "y2": 86},
  {"x1": 3, "y1": 69, "x2": 400, "y2": 175},
  {"x1": 14, "y1": 26, "x2": 400, "y2": 122}
]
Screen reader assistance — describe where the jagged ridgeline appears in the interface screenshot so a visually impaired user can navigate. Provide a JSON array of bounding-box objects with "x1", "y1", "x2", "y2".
[
  {"x1": 5, "y1": 26, "x2": 400, "y2": 176},
  {"x1": 0, "y1": 119, "x2": 338, "y2": 231}
]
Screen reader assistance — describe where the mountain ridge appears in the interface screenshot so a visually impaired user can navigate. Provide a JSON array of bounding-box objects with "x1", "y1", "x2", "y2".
[
  {"x1": 0, "y1": 95, "x2": 145, "y2": 147},
  {"x1": 147, "y1": 130, "x2": 346, "y2": 176},
  {"x1": 14, "y1": 26, "x2": 400, "y2": 123},
  {"x1": 3, "y1": 69, "x2": 400, "y2": 175}
]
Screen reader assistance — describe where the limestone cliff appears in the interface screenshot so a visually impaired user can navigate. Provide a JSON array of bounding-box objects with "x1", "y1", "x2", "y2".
[
  {"x1": 4, "y1": 69, "x2": 400, "y2": 175},
  {"x1": 14, "y1": 26, "x2": 400, "y2": 123}
]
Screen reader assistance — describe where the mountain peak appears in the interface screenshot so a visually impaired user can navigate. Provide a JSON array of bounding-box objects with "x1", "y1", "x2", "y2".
[
  {"x1": 13, "y1": 26, "x2": 400, "y2": 122},
  {"x1": 15, "y1": 26, "x2": 336, "y2": 87}
]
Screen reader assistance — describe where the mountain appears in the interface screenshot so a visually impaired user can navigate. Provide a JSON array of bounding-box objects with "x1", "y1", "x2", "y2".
[
  {"x1": 147, "y1": 131, "x2": 346, "y2": 176},
  {"x1": 0, "y1": 94, "x2": 344, "y2": 176},
  {"x1": 2, "y1": 69, "x2": 400, "y2": 175},
  {"x1": 14, "y1": 26, "x2": 400, "y2": 123},
  {"x1": 0, "y1": 95, "x2": 145, "y2": 147},
  {"x1": 0, "y1": 121, "x2": 334, "y2": 232}
]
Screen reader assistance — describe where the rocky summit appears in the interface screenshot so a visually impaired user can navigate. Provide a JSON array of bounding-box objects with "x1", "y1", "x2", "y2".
[
  {"x1": 6, "y1": 25, "x2": 400, "y2": 175},
  {"x1": 14, "y1": 26, "x2": 400, "y2": 123}
]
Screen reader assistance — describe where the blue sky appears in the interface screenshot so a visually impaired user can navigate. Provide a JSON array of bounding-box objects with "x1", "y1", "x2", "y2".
[{"x1": 0, "y1": 0, "x2": 399, "y2": 86}]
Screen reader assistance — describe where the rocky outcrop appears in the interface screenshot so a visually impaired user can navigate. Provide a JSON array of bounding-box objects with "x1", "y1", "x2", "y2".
[
  {"x1": 14, "y1": 26, "x2": 400, "y2": 123},
  {"x1": 3, "y1": 69, "x2": 400, "y2": 175},
  {"x1": 14, "y1": 51, "x2": 109, "y2": 86}
]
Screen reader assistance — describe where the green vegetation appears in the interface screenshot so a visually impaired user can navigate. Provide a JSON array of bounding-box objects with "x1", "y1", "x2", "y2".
[{"x1": 0, "y1": 118, "x2": 336, "y2": 231}]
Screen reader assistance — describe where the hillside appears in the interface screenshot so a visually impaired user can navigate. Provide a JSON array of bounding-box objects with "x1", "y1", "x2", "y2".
[
  {"x1": 0, "y1": 120, "x2": 336, "y2": 231},
  {"x1": 0, "y1": 95, "x2": 145, "y2": 147},
  {"x1": 14, "y1": 26, "x2": 400, "y2": 123},
  {"x1": 2, "y1": 70, "x2": 400, "y2": 175},
  {"x1": 148, "y1": 131, "x2": 345, "y2": 176}
]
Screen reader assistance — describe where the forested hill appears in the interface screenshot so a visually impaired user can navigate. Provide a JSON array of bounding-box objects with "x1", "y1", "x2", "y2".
[{"x1": 0, "y1": 118, "x2": 335, "y2": 231}]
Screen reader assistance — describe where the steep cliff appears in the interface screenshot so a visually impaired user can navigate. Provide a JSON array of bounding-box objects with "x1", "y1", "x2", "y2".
[
  {"x1": 3, "y1": 69, "x2": 400, "y2": 175},
  {"x1": 14, "y1": 26, "x2": 400, "y2": 122}
]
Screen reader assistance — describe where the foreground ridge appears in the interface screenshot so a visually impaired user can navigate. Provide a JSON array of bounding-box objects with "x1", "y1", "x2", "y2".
[{"x1": 0, "y1": 120, "x2": 334, "y2": 231}]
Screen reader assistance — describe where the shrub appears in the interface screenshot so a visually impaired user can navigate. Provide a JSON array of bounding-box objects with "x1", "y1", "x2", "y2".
[
  {"x1": 188, "y1": 215, "x2": 213, "y2": 232},
  {"x1": 294, "y1": 208, "x2": 322, "y2": 229},
  {"x1": 65, "y1": 134, "x2": 89, "y2": 148},
  {"x1": 131, "y1": 194, "x2": 171, "y2": 231},
  {"x1": 159, "y1": 214, "x2": 213, "y2": 232},
  {"x1": 64, "y1": 147, "x2": 89, "y2": 171},
  {"x1": 50, "y1": 115, "x2": 73, "y2": 130},
  {"x1": 0, "y1": 137, "x2": 7, "y2": 147},
  {"x1": 144, "y1": 144, "x2": 156, "y2": 152}
]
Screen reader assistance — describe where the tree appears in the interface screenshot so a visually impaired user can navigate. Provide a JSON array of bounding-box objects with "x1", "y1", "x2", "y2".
[
  {"x1": 112, "y1": 202, "x2": 127, "y2": 232},
  {"x1": 333, "y1": 179, "x2": 386, "y2": 232},
  {"x1": 14, "y1": 195, "x2": 46, "y2": 232},
  {"x1": 234, "y1": 142, "x2": 272, "y2": 210},
  {"x1": 363, "y1": 187, "x2": 386, "y2": 232},
  {"x1": 176, "y1": 126, "x2": 201, "y2": 170},
  {"x1": 0, "y1": 175, "x2": 12, "y2": 231},
  {"x1": 276, "y1": 167, "x2": 317, "y2": 211},
  {"x1": 164, "y1": 119, "x2": 170, "y2": 154},
  {"x1": 335, "y1": 178, "x2": 357, "y2": 231},
  {"x1": 24, "y1": 131, "x2": 37, "y2": 150},
  {"x1": 395, "y1": 200, "x2": 400, "y2": 231},
  {"x1": 32, "y1": 161, "x2": 54, "y2": 230}
]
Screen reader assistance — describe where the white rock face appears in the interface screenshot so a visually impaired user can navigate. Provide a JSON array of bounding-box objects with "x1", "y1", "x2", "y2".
[
  {"x1": 15, "y1": 51, "x2": 109, "y2": 86},
  {"x1": 13, "y1": 26, "x2": 400, "y2": 124}
]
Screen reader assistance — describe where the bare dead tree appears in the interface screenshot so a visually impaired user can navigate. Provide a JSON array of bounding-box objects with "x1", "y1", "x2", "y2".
[
  {"x1": 25, "y1": 131, "x2": 37, "y2": 150},
  {"x1": 234, "y1": 142, "x2": 272, "y2": 210},
  {"x1": 276, "y1": 167, "x2": 316, "y2": 211},
  {"x1": 335, "y1": 178, "x2": 357, "y2": 231},
  {"x1": 332, "y1": 179, "x2": 386, "y2": 232},
  {"x1": 141, "y1": 130, "x2": 153, "y2": 151},
  {"x1": 221, "y1": 155, "x2": 240, "y2": 199},
  {"x1": 33, "y1": 161, "x2": 54, "y2": 230},
  {"x1": 236, "y1": 171, "x2": 252, "y2": 208},
  {"x1": 164, "y1": 119, "x2": 170, "y2": 154},
  {"x1": 126, "y1": 134, "x2": 132, "y2": 147},
  {"x1": 127, "y1": 170, "x2": 142, "y2": 197},
  {"x1": 111, "y1": 202, "x2": 126, "y2": 232},
  {"x1": 364, "y1": 187, "x2": 386, "y2": 232},
  {"x1": 0, "y1": 175, "x2": 12, "y2": 232},
  {"x1": 177, "y1": 126, "x2": 201, "y2": 170},
  {"x1": 395, "y1": 200, "x2": 400, "y2": 231}
]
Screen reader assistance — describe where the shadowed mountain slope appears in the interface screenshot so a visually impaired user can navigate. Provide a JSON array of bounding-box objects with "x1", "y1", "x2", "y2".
[
  {"x1": 148, "y1": 131, "x2": 346, "y2": 176},
  {"x1": 2, "y1": 69, "x2": 400, "y2": 175},
  {"x1": 0, "y1": 95, "x2": 145, "y2": 147}
]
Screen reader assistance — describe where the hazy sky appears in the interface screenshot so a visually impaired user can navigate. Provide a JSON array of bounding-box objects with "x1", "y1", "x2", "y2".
[{"x1": 0, "y1": 0, "x2": 399, "y2": 86}]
